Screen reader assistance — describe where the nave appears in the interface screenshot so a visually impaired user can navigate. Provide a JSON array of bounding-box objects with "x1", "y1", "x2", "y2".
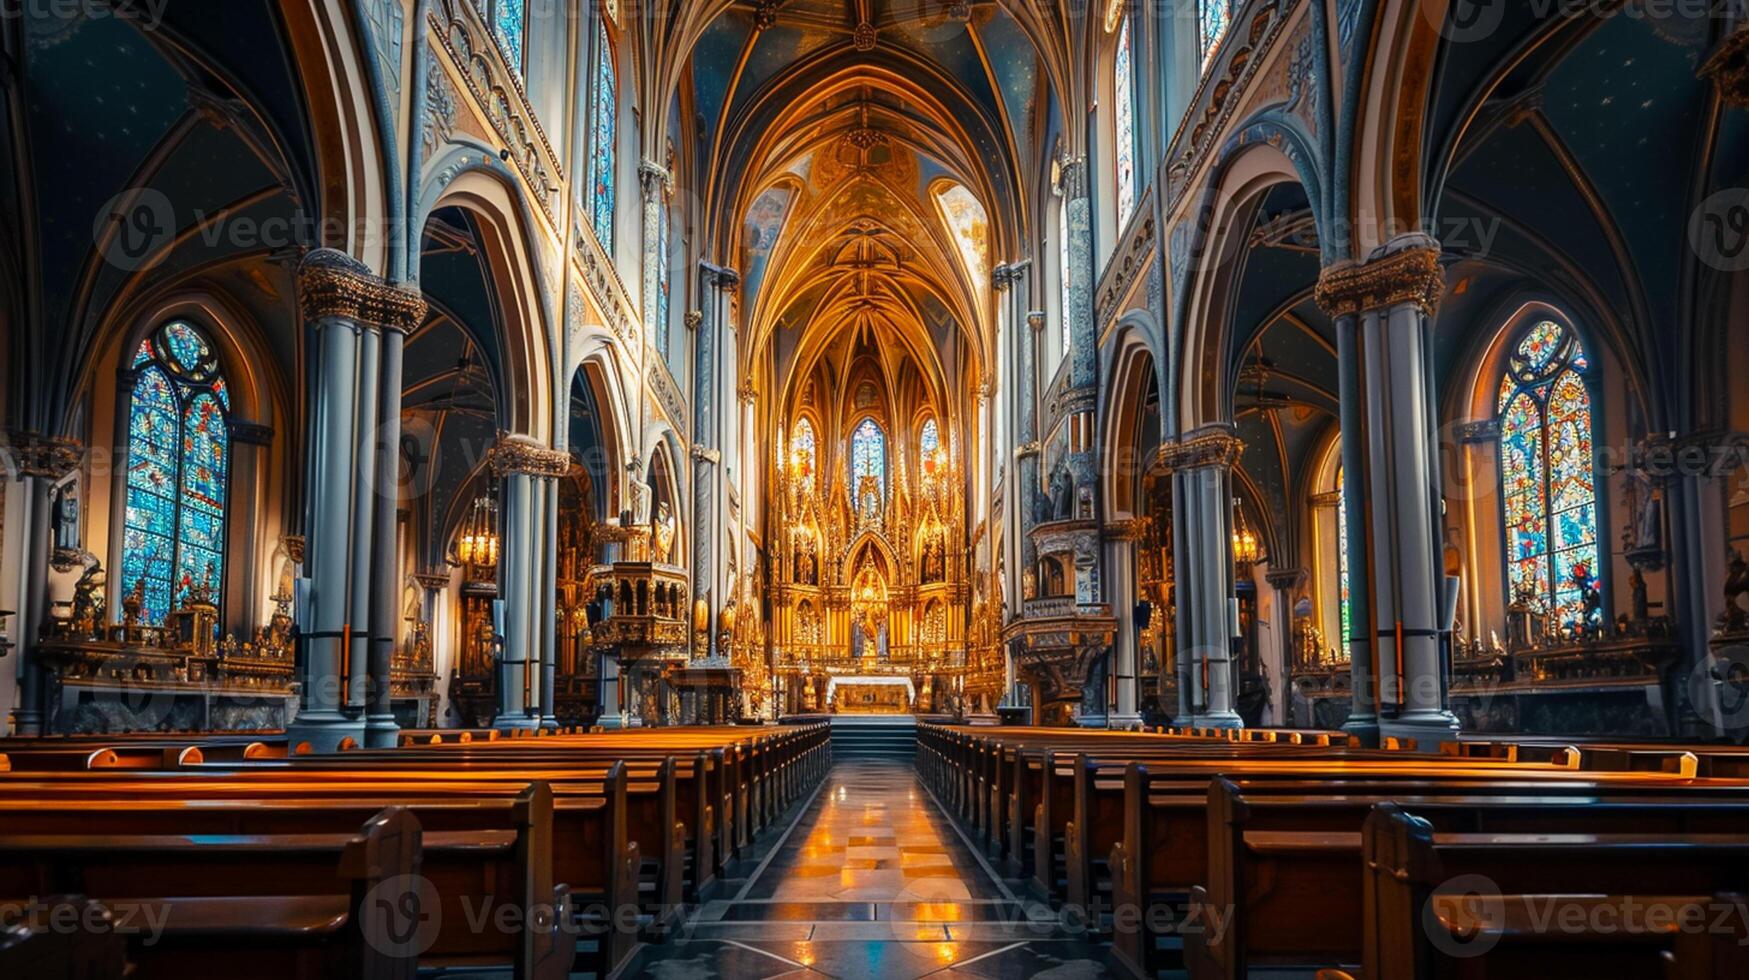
[{"x1": 7, "y1": 721, "x2": 1749, "y2": 978}]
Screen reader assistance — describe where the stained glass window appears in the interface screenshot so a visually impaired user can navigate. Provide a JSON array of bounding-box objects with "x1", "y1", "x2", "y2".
[
  {"x1": 1114, "y1": 14, "x2": 1137, "y2": 228},
  {"x1": 791, "y1": 417, "x2": 817, "y2": 494},
  {"x1": 1059, "y1": 197, "x2": 1073, "y2": 358},
  {"x1": 1336, "y1": 466, "x2": 1351, "y2": 658},
  {"x1": 589, "y1": 18, "x2": 617, "y2": 252},
  {"x1": 852, "y1": 418, "x2": 887, "y2": 502},
  {"x1": 1497, "y1": 319, "x2": 1599, "y2": 630},
  {"x1": 493, "y1": 0, "x2": 527, "y2": 75},
  {"x1": 123, "y1": 321, "x2": 229, "y2": 627},
  {"x1": 919, "y1": 418, "x2": 940, "y2": 459},
  {"x1": 1200, "y1": 0, "x2": 1231, "y2": 72}
]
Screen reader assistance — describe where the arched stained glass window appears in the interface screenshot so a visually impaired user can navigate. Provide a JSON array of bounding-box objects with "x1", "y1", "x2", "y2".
[
  {"x1": 123, "y1": 321, "x2": 230, "y2": 627},
  {"x1": 493, "y1": 0, "x2": 527, "y2": 74},
  {"x1": 1059, "y1": 197, "x2": 1073, "y2": 358},
  {"x1": 1114, "y1": 13, "x2": 1137, "y2": 228},
  {"x1": 851, "y1": 418, "x2": 887, "y2": 502},
  {"x1": 1200, "y1": 0, "x2": 1231, "y2": 71},
  {"x1": 589, "y1": 18, "x2": 617, "y2": 251},
  {"x1": 790, "y1": 416, "x2": 817, "y2": 494},
  {"x1": 1336, "y1": 466, "x2": 1351, "y2": 658},
  {"x1": 1497, "y1": 319, "x2": 1599, "y2": 630}
]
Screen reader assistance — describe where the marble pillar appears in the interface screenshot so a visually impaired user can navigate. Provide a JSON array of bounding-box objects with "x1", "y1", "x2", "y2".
[
  {"x1": 5, "y1": 433, "x2": 81, "y2": 736},
  {"x1": 346, "y1": 322, "x2": 380, "y2": 713},
  {"x1": 1317, "y1": 234, "x2": 1458, "y2": 744},
  {"x1": 1163, "y1": 426, "x2": 1244, "y2": 728},
  {"x1": 366, "y1": 315, "x2": 417, "y2": 747},
  {"x1": 1105, "y1": 520, "x2": 1146, "y2": 728},
  {"x1": 693, "y1": 264, "x2": 737, "y2": 660},
  {"x1": 489, "y1": 436, "x2": 571, "y2": 731}
]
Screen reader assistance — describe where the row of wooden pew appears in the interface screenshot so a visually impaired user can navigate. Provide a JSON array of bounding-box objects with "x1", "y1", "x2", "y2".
[
  {"x1": 919, "y1": 724, "x2": 1749, "y2": 980},
  {"x1": 0, "y1": 724, "x2": 831, "y2": 978}
]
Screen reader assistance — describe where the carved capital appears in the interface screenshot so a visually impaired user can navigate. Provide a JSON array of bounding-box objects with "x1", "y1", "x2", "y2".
[
  {"x1": 1027, "y1": 310, "x2": 1047, "y2": 332},
  {"x1": 1157, "y1": 426, "x2": 1243, "y2": 473},
  {"x1": 684, "y1": 310, "x2": 703, "y2": 331},
  {"x1": 281, "y1": 535, "x2": 306, "y2": 565},
  {"x1": 1702, "y1": 26, "x2": 1749, "y2": 108},
  {"x1": 1058, "y1": 156, "x2": 1088, "y2": 199},
  {"x1": 414, "y1": 572, "x2": 451, "y2": 592},
  {"x1": 1015, "y1": 441, "x2": 1042, "y2": 459},
  {"x1": 992, "y1": 262, "x2": 1028, "y2": 290},
  {"x1": 4, "y1": 430, "x2": 82, "y2": 480},
  {"x1": 702, "y1": 263, "x2": 740, "y2": 291},
  {"x1": 737, "y1": 380, "x2": 759, "y2": 405},
  {"x1": 489, "y1": 435, "x2": 573, "y2": 479},
  {"x1": 1266, "y1": 569, "x2": 1309, "y2": 597},
  {"x1": 1315, "y1": 238, "x2": 1445, "y2": 319},
  {"x1": 691, "y1": 445, "x2": 722, "y2": 465},
  {"x1": 298, "y1": 249, "x2": 427, "y2": 332},
  {"x1": 1103, "y1": 517, "x2": 1149, "y2": 543},
  {"x1": 639, "y1": 159, "x2": 672, "y2": 197}
]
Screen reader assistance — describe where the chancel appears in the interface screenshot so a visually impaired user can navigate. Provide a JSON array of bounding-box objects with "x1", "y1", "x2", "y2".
[{"x1": 3, "y1": 1, "x2": 1749, "y2": 977}]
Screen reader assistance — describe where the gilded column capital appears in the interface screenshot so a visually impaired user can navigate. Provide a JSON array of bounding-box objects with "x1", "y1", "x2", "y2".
[
  {"x1": 1027, "y1": 310, "x2": 1046, "y2": 331},
  {"x1": 691, "y1": 444, "x2": 722, "y2": 464},
  {"x1": 737, "y1": 380, "x2": 758, "y2": 404},
  {"x1": 1014, "y1": 441, "x2": 1042, "y2": 459},
  {"x1": 684, "y1": 310, "x2": 703, "y2": 331},
  {"x1": 1265, "y1": 567, "x2": 1308, "y2": 592},
  {"x1": 298, "y1": 249, "x2": 428, "y2": 332},
  {"x1": 1702, "y1": 26, "x2": 1749, "y2": 108},
  {"x1": 1157, "y1": 425, "x2": 1244, "y2": 473},
  {"x1": 1315, "y1": 237, "x2": 1445, "y2": 320},
  {"x1": 3, "y1": 430, "x2": 82, "y2": 479},
  {"x1": 1103, "y1": 517, "x2": 1149, "y2": 543},
  {"x1": 488, "y1": 435, "x2": 573, "y2": 479}
]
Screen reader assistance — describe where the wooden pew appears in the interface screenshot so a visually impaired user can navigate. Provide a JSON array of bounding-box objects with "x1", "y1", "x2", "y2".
[
  {"x1": 0, "y1": 778, "x2": 617, "y2": 978},
  {"x1": 0, "y1": 807, "x2": 424, "y2": 980},
  {"x1": 1357, "y1": 803, "x2": 1749, "y2": 980},
  {"x1": 0, "y1": 896, "x2": 129, "y2": 979}
]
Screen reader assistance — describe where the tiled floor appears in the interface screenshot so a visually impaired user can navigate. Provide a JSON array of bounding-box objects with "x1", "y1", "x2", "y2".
[{"x1": 621, "y1": 760, "x2": 1121, "y2": 979}]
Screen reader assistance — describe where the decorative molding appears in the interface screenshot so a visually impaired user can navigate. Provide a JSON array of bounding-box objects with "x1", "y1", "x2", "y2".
[
  {"x1": 3, "y1": 431, "x2": 82, "y2": 480},
  {"x1": 1309, "y1": 490, "x2": 1342, "y2": 509},
  {"x1": 429, "y1": 0, "x2": 563, "y2": 219},
  {"x1": 488, "y1": 435, "x2": 572, "y2": 479},
  {"x1": 422, "y1": 67, "x2": 458, "y2": 157},
  {"x1": 573, "y1": 220, "x2": 639, "y2": 348},
  {"x1": 754, "y1": 0, "x2": 781, "y2": 30},
  {"x1": 852, "y1": 21, "x2": 878, "y2": 51},
  {"x1": 1165, "y1": 0, "x2": 1301, "y2": 210},
  {"x1": 414, "y1": 572, "x2": 451, "y2": 591},
  {"x1": 298, "y1": 249, "x2": 428, "y2": 332},
  {"x1": 1315, "y1": 240, "x2": 1445, "y2": 319},
  {"x1": 1157, "y1": 425, "x2": 1244, "y2": 472},
  {"x1": 1103, "y1": 517, "x2": 1148, "y2": 543},
  {"x1": 1701, "y1": 26, "x2": 1749, "y2": 107},
  {"x1": 1097, "y1": 211, "x2": 1156, "y2": 330}
]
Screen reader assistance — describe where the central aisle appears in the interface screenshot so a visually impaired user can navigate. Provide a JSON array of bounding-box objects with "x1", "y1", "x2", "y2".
[{"x1": 625, "y1": 759, "x2": 1117, "y2": 979}]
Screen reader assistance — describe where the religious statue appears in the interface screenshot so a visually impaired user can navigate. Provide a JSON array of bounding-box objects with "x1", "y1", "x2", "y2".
[
  {"x1": 71, "y1": 561, "x2": 106, "y2": 637},
  {"x1": 920, "y1": 533, "x2": 945, "y2": 584},
  {"x1": 652, "y1": 501, "x2": 677, "y2": 564},
  {"x1": 1572, "y1": 565, "x2": 1603, "y2": 637},
  {"x1": 629, "y1": 478, "x2": 652, "y2": 529},
  {"x1": 1630, "y1": 565, "x2": 1650, "y2": 624}
]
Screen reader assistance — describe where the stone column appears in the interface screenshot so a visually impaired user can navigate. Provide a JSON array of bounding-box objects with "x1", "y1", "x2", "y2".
[
  {"x1": 540, "y1": 473, "x2": 559, "y2": 729},
  {"x1": 1317, "y1": 234, "x2": 1457, "y2": 743},
  {"x1": 5, "y1": 433, "x2": 81, "y2": 736},
  {"x1": 1105, "y1": 518, "x2": 1147, "y2": 729},
  {"x1": 489, "y1": 437, "x2": 570, "y2": 731},
  {"x1": 640, "y1": 160, "x2": 671, "y2": 349},
  {"x1": 693, "y1": 263, "x2": 737, "y2": 660},
  {"x1": 288, "y1": 250, "x2": 376, "y2": 752},
  {"x1": 1061, "y1": 155, "x2": 1096, "y2": 388},
  {"x1": 1265, "y1": 568, "x2": 1308, "y2": 727},
  {"x1": 346, "y1": 320, "x2": 381, "y2": 713},
  {"x1": 1162, "y1": 426, "x2": 1244, "y2": 728},
  {"x1": 365, "y1": 299, "x2": 423, "y2": 747}
]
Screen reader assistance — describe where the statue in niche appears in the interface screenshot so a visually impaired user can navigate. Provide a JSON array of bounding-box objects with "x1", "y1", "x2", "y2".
[
  {"x1": 629, "y1": 478, "x2": 652, "y2": 529},
  {"x1": 652, "y1": 501, "x2": 677, "y2": 564},
  {"x1": 795, "y1": 538, "x2": 818, "y2": 585},
  {"x1": 1630, "y1": 565, "x2": 1650, "y2": 624},
  {"x1": 1047, "y1": 467, "x2": 1075, "y2": 521},
  {"x1": 920, "y1": 533, "x2": 945, "y2": 584}
]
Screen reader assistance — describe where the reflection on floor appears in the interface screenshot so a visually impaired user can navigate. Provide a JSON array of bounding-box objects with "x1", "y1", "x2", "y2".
[{"x1": 622, "y1": 759, "x2": 1121, "y2": 979}]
